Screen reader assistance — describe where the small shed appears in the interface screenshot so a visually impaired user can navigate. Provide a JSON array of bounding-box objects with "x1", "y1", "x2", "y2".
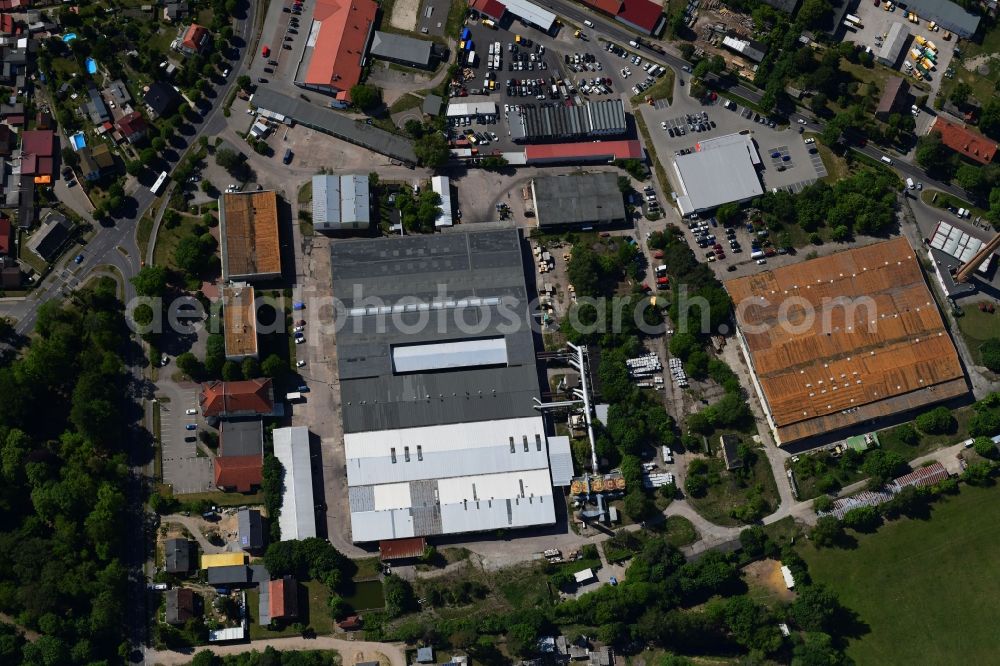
[
  {"x1": 415, "y1": 646, "x2": 435, "y2": 663},
  {"x1": 573, "y1": 568, "x2": 595, "y2": 585}
]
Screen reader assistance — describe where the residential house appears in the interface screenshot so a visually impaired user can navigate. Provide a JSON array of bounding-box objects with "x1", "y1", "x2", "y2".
[
  {"x1": 21, "y1": 129, "x2": 55, "y2": 183},
  {"x1": 116, "y1": 111, "x2": 148, "y2": 144},
  {"x1": 206, "y1": 564, "x2": 255, "y2": 586},
  {"x1": 267, "y1": 575, "x2": 299, "y2": 621},
  {"x1": 179, "y1": 23, "x2": 211, "y2": 55},
  {"x1": 163, "y1": 0, "x2": 187, "y2": 22},
  {"x1": 237, "y1": 507, "x2": 265, "y2": 552},
  {"x1": 106, "y1": 79, "x2": 133, "y2": 108},
  {"x1": 0, "y1": 215, "x2": 11, "y2": 256},
  {"x1": 200, "y1": 378, "x2": 276, "y2": 420},
  {"x1": 78, "y1": 147, "x2": 101, "y2": 181},
  {"x1": 164, "y1": 538, "x2": 193, "y2": 574},
  {"x1": 590, "y1": 646, "x2": 613, "y2": 666},
  {"x1": 91, "y1": 143, "x2": 114, "y2": 170},
  {"x1": 27, "y1": 211, "x2": 70, "y2": 261},
  {"x1": 214, "y1": 419, "x2": 264, "y2": 492},
  {"x1": 165, "y1": 588, "x2": 197, "y2": 625},
  {"x1": 0, "y1": 124, "x2": 13, "y2": 156},
  {"x1": 931, "y1": 117, "x2": 998, "y2": 165},
  {"x1": 144, "y1": 81, "x2": 181, "y2": 118},
  {"x1": 0, "y1": 258, "x2": 19, "y2": 289},
  {"x1": 86, "y1": 86, "x2": 110, "y2": 124}
]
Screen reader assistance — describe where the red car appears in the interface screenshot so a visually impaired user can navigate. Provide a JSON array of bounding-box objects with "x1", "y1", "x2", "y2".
[
  {"x1": 262, "y1": 45, "x2": 271, "y2": 57},
  {"x1": 653, "y1": 250, "x2": 664, "y2": 259},
  {"x1": 713, "y1": 243, "x2": 722, "y2": 250},
  {"x1": 656, "y1": 276, "x2": 669, "y2": 286}
]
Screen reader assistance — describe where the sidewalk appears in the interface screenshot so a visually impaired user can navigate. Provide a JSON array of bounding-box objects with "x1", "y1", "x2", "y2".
[{"x1": 146, "y1": 635, "x2": 406, "y2": 666}]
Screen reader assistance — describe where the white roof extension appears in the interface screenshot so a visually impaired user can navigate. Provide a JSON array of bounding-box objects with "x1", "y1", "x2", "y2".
[
  {"x1": 392, "y1": 337, "x2": 507, "y2": 373},
  {"x1": 502, "y1": 0, "x2": 557, "y2": 30},
  {"x1": 931, "y1": 221, "x2": 992, "y2": 274},
  {"x1": 673, "y1": 133, "x2": 763, "y2": 215},
  {"x1": 446, "y1": 102, "x2": 498, "y2": 118},
  {"x1": 273, "y1": 426, "x2": 317, "y2": 541},
  {"x1": 431, "y1": 175, "x2": 453, "y2": 228},
  {"x1": 346, "y1": 416, "x2": 557, "y2": 542}
]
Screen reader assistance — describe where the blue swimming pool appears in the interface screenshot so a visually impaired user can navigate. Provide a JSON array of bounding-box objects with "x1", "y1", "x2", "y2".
[
  {"x1": 85, "y1": 58, "x2": 97, "y2": 74},
  {"x1": 62, "y1": 33, "x2": 77, "y2": 42},
  {"x1": 71, "y1": 132, "x2": 86, "y2": 151}
]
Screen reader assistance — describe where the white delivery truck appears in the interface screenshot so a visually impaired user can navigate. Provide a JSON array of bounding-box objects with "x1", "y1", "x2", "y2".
[{"x1": 286, "y1": 392, "x2": 303, "y2": 402}]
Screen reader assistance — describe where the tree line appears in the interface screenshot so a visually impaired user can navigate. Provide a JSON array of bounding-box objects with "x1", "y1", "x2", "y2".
[{"x1": 0, "y1": 278, "x2": 133, "y2": 664}]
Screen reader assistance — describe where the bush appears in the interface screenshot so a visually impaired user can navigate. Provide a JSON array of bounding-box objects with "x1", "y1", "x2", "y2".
[
  {"x1": 973, "y1": 436, "x2": 997, "y2": 459},
  {"x1": 812, "y1": 495, "x2": 834, "y2": 514},
  {"x1": 981, "y1": 339, "x2": 1000, "y2": 373},
  {"x1": 841, "y1": 505, "x2": 881, "y2": 532},
  {"x1": 915, "y1": 406, "x2": 956, "y2": 434}
]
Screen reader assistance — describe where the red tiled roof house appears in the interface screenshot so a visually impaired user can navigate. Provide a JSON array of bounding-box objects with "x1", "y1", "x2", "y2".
[
  {"x1": 116, "y1": 111, "x2": 148, "y2": 145},
  {"x1": 268, "y1": 576, "x2": 299, "y2": 621},
  {"x1": 200, "y1": 378, "x2": 275, "y2": 419},
  {"x1": 931, "y1": 117, "x2": 997, "y2": 165},
  {"x1": 179, "y1": 23, "x2": 211, "y2": 55}
]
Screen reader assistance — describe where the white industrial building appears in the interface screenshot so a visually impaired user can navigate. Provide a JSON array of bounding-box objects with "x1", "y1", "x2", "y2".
[
  {"x1": 312, "y1": 174, "x2": 370, "y2": 233},
  {"x1": 346, "y1": 417, "x2": 559, "y2": 542},
  {"x1": 431, "y1": 175, "x2": 453, "y2": 228},
  {"x1": 930, "y1": 221, "x2": 994, "y2": 275},
  {"x1": 673, "y1": 133, "x2": 763, "y2": 215},
  {"x1": 501, "y1": 0, "x2": 556, "y2": 32},
  {"x1": 331, "y1": 230, "x2": 570, "y2": 544},
  {"x1": 273, "y1": 426, "x2": 317, "y2": 541},
  {"x1": 722, "y1": 36, "x2": 767, "y2": 63},
  {"x1": 446, "y1": 101, "x2": 498, "y2": 118}
]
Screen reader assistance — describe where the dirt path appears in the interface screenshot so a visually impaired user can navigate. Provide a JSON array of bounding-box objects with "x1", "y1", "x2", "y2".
[{"x1": 146, "y1": 636, "x2": 406, "y2": 666}]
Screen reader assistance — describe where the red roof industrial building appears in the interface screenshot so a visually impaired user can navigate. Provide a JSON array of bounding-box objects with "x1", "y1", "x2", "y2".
[
  {"x1": 616, "y1": 0, "x2": 666, "y2": 35},
  {"x1": 200, "y1": 379, "x2": 275, "y2": 418},
  {"x1": 931, "y1": 117, "x2": 997, "y2": 165},
  {"x1": 524, "y1": 139, "x2": 644, "y2": 164},
  {"x1": 301, "y1": 0, "x2": 377, "y2": 100}
]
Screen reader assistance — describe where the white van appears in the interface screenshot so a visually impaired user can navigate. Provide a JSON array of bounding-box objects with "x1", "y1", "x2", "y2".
[
  {"x1": 750, "y1": 250, "x2": 765, "y2": 259},
  {"x1": 880, "y1": 155, "x2": 893, "y2": 165},
  {"x1": 906, "y1": 177, "x2": 915, "y2": 190},
  {"x1": 628, "y1": 40, "x2": 638, "y2": 47},
  {"x1": 584, "y1": 19, "x2": 594, "y2": 27}
]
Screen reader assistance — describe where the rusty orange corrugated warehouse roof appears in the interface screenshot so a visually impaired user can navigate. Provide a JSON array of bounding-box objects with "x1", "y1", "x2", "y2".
[
  {"x1": 303, "y1": 0, "x2": 377, "y2": 97},
  {"x1": 725, "y1": 238, "x2": 967, "y2": 445},
  {"x1": 219, "y1": 191, "x2": 281, "y2": 281}
]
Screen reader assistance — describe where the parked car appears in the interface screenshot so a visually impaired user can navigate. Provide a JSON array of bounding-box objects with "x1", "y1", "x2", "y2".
[
  {"x1": 185, "y1": 424, "x2": 197, "y2": 431},
  {"x1": 185, "y1": 409, "x2": 197, "y2": 415}
]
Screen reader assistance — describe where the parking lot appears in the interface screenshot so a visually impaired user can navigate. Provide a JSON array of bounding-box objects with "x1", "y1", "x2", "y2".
[
  {"x1": 449, "y1": 19, "x2": 633, "y2": 153},
  {"x1": 249, "y1": 0, "x2": 312, "y2": 98},
  {"x1": 160, "y1": 385, "x2": 214, "y2": 495},
  {"x1": 848, "y1": 2, "x2": 956, "y2": 94}
]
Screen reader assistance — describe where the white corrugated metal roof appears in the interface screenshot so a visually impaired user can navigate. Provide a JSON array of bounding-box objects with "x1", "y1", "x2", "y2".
[
  {"x1": 931, "y1": 221, "x2": 989, "y2": 273},
  {"x1": 674, "y1": 134, "x2": 764, "y2": 214},
  {"x1": 502, "y1": 0, "x2": 556, "y2": 29},
  {"x1": 273, "y1": 426, "x2": 317, "y2": 541},
  {"x1": 392, "y1": 337, "x2": 506, "y2": 372},
  {"x1": 344, "y1": 417, "x2": 549, "y2": 486},
  {"x1": 446, "y1": 102, "x2": 498, "y2": 117},
  {"x1": 437, "y1": 468, "x2": 552, "y2": 503},
  {"x1": 547, "y1": 435, "x2": 574, "y2": 486},
  {"x1": 432, "y1": 175, "x2": 453, "y2": 227}
]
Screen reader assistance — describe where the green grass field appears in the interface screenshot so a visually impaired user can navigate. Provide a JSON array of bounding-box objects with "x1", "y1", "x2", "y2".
[
  {"x1": 956, "y1": 306, "x2": 999, "y2": 365},
  {"x1": 800, "y1": 485, "x2": 1000, "y2": 664}
]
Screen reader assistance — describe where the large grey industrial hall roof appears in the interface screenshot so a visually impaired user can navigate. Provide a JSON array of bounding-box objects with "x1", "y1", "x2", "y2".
[
  {"x1": 252, "y1": 88, "x2": 416, "y2": 163},
  {"x1": 532, "y1": 172, "x2": 626, "y2": 227},
  {"x1": 330, "y1": 229, "x2": 542, "y2": 433}
]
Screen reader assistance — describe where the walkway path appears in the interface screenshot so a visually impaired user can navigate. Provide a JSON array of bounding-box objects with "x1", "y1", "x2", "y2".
[{"x1": 146, "y1": 636, "x2": 406, "y2": 666}]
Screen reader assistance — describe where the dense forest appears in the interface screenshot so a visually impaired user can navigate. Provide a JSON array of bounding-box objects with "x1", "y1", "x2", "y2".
[{"x1": 0, "y1": 278, "x2": 133, "y2": 664}]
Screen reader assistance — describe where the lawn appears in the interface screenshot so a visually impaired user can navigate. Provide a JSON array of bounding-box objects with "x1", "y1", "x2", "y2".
[
  {"x1": 630, "y1": 67, "x2": 675, "y2": 106},
  {"x1": 688, "y1": 450, "x2": 780, "y2": 527},
  {"x1": 389, "y1": 92, "x2": 424, "y2": 114},
  {"x1": 663, "y1": 515, "x2": 698, "y2": 547},
  {"x1": 920, "y1": 189, "x2": 985, "y2": 217},
  {"x1": 799, "y1": 485, "x2": 1000, "y2": 665},
  {"x1": 956, "y1": 305, "x2": 999, "y2": 365},
  {"x1": 152, "y1": 212, "x2": 203, "y2": 271},
  {"x1": 247, "y1": 580, "x2": 334, "y2": 638}
]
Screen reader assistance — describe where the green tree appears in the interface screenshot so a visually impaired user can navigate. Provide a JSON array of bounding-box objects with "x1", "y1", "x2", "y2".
[
  {"x1": 810, "y1": 516, "x2": 844, "y2": 548},
  {"x1": 915, "y1": 406, "x2": 956, "y2": 434},
  {"x1": 221, "y1": 360, "x2": 242, "y2": 382},
  {"x1": 841, "y1": 505, "x2": 881, "y2": 532},
  {"x1": 130, "y1": 266, "x2": 169, "y2": 298},
  {"x1": 861, "y1": 449, "x2": 906, "y2": 486},
  {"x1": 790, "y1": 585, "x2": 845, "y2": 633},
  {"x1": 948, "y1": 81, "x2": 972, "y2": 107},
  {"x1": 349, "y1": 84, "x2": 382, "y2": 113},
  {"x1": 980, "y1": 339, "x2": 1000, "y2": 373},
  {"x1": 973, "y1": 436, "x2": 997, "y2": 458},
  {"x1": 241, "y1": 357, "x2": 261, "y2": 379},
  {"x1": 413, "y1": 132, "x2": 450, "y2": 168},
  {"x1": 176, "y1": 352, "x2": 204, "y2": 381},
  {"x1": 623, "y1": 488, "x2": 654, "y2": 520},
  {"x1": 261, "y1": 353, "x2": 287, "y2": 378},
  {"x1": 383, "y1": 574, "x2": 415, "y2": 617}
]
